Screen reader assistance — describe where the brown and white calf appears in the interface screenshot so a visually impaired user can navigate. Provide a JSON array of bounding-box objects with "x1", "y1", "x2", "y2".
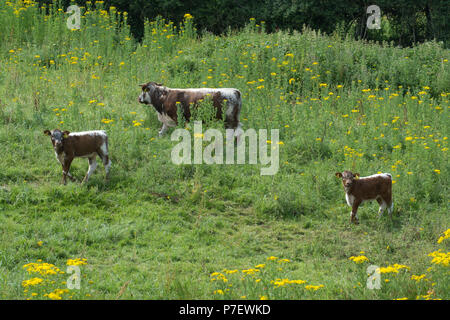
[
  {"x1": 335, "y1": 170, "x2": 393, "y2": 224},
  {"x1": 137, "y1": 81, "x2": 243, "y2": 138},
  {"x1": 44, "y1": 129, "x2": 111, "y2": 184}
]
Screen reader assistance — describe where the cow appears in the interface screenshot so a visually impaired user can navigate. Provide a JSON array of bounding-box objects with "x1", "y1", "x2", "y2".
[
  {"x1": 44, "y1": 129, "x2": 111, "y2": 184},
  {"x1": 137, "y1": 82, "x2": 243, "y2": 138},
  {"x1": 335, "y1": 170, "x2": 393, "y2": 224}
]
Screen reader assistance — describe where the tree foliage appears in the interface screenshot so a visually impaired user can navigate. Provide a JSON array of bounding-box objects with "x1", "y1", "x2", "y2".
[{"x1": 51, "y1": 0, "x2": 449, "y2": 47}]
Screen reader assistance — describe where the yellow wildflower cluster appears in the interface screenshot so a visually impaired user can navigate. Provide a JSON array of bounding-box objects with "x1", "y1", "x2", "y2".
[
  {"x1": 66, "y1": 258, "x2": 87, "y2": 266},
  {"x1": 437, "y1": 229, "x2": 450, "y2": 244},
  {"x1": 210, "y1": 257, "x2": 327, "y2": 299},
  {"x1": 271, "y1": 278, "x2": 306, "y2": 288},
  {"x1": 305, "y1": 284, "x2": 324, "y2": 291},
  {"x1": 428, "y1": 250, "x2": 450, "y2": 267},
  {"x1": 210, "y1": 272, "x2": 228, "y2": 283},
  {"x1": 377, "y1": 264, "x2": 410, "y2": 274},
  {"x1": 242, "y1": 268, "x2": 260, "y2": 275},
  {"x1": 22, "y1": 277, "x2": 44, "y2": 287},
  {"x1": 416, "y1": 290, "x2": 441, "y2": 300},
  {"x1": 45, "y1": 288, "x2": 70, "y2": 300},
  {"x1": 223, "y1": 269, "x2": 239, "y2": 274},
  {"x1": 410, "y1": 274, "x2": 427, "y2": 282},
  {"x1": 349, "y1": 255, "x2": 369, "y2": 264},
  {"x1": 23, "y1": 261, "x2": 62, "y2": 276},
  {"x1": 341, "y1": 145, "x2": 364, "y2": 158}
]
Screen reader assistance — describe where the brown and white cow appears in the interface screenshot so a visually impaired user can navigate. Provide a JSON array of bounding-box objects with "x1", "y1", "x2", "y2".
[
  {"x1": 137, "y1": 82, "x2": 243, "y2": 138},
  {"x1": 335, "y1": 170, "x2": 393, "y2": 224},
  {"x1": 44, "y1": 129, "x2": 111, "y2": 184}
]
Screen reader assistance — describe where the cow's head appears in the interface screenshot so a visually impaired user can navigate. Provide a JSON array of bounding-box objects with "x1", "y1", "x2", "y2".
[
  {"x1": 335, "y1": 170, "x2": 360, "y2": 192},
  {"x1": 44, "y1": 129, "x2": 70, "y2": 152},
  {"x1": 138, "y1": 82, "x2": 166, "y2": 105}
]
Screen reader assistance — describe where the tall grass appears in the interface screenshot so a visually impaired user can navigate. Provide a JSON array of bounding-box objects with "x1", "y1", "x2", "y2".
[{"x1": 0, "y1": 0, "x2": 448, "y2": 300}]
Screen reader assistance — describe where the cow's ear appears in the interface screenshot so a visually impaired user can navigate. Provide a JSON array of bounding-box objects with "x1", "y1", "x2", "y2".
[
  {"x1": 139, "y1": 83, "x2": 146, "y2": 88},
  {"x1": 44, "y1": 130, "x2": 51, "y2": 136},
  {"x1": 62, "y1": 131, "x2": 70, "y2": 138},
  {"x1": 354, "y1": 173, "x2": 360, "y2": 179},
  {"x1": 156, "y1": 82, "x2": 163, "y2": 86},
  {"x1": 335, "y1": 172, "x2": 342, "y2": 178}
]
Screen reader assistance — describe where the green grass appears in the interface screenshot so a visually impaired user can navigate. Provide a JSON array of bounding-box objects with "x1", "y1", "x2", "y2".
[{"x1": 0, "y1": 0, "x2": 448, "y2": 300}]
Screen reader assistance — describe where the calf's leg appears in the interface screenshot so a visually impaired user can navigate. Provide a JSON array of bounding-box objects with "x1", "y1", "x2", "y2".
[
  {"x1": 62, "y1": 157, "x2": 74, "y2": 185},
  {"x1": 97, "y1": 143, "x2": 111, "y2": 182},
  {"x1": 82, "y1": 156, "x2": 98, "y2": 183},
  {"x1": 351, "y1": 199, "x2": 361, "y2": 224},
  {"x1": 376, "y1": 197, "x2": 388, "y2": 218},
  {"x1": 100, "y1": 154, "x2": 111, "y2": 181}
]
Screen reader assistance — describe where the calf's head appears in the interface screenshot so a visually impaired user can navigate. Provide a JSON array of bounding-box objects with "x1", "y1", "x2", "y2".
[
  {"x1": 44, "y1": 129, "x2": 70, "y2": 152},
  {"x1": 138, "y1": 81, "x2": 165, "y2": 105},
  {"x1": 335, "y1": 170, "x2": 360, "y2": 192}
]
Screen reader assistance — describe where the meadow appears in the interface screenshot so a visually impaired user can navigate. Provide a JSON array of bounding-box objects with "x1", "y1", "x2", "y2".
[{"x1": 0, "y1": 1, "x2": 448, "y2": 300}]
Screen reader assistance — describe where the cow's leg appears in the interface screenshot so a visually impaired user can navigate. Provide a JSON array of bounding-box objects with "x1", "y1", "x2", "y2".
[
  {"x1": 234, "y1": 122, "x2": 244, "y2": 146},
  {"x1": 62, "y1": 156, "x2": 74, "y2": 185},
  {"x1": 376, "y1": 197, "x2": 387, "y2": 218},
  {"x1": 387, "y1": 200, "x2": 394, "y2": 217},
  {"x1": 351, "y1": 199, "x2": 361, "y2": 224},
  {"x1": 99, "y1": 154, "x2": 111, "y2": 182},
  {"x1": 82, "y1": 156, "x2": 97, "y2": 183},
  {"x1": 66, "y1": 171, "x2": 76, "y2": 182},
  {"x1": 159, "y1": 123, "x2": 169, "y2": 137},
  {"x1": 97, "y1": 142, "x2": 111, "y2": 182}
]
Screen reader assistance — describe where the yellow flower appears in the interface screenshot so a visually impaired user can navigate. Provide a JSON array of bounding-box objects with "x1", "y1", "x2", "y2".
[
  {"x1": 305, "y1": 284, "x2": 324, "y2": 291},
  {"x1": 22, "y1": 278, "x2": 44, "y2": 287},
  {"x1": 242, "y1": 268, "x2": 260, "y2": 275},
  {"x1": 428, "y1": 250, "x2": 450, "y2": 266},
  {"x1": 437, "y1": 229, "x2": 450, "y2": 244},
  {"x1": 66, "y1": 258, "x2": 87, "y2": 266},
  {"x1": 349, "y1": 255, "x2": 369, "y2": 263},
  {"x1": 411, "y1": 274, "x2": 426, "y2": 282},
  {"x1": 272, "y1": 278, "x2": 306, "y2": 288},
  {"x1": 23, "y1": 262, "x2": 61, "y2": 276},
  {"x1": 377, "y1": 264, "x2": 410, "y2": 274},
  {"x1": 277, "y1": 258, "x2": 290, "y2": 263}
]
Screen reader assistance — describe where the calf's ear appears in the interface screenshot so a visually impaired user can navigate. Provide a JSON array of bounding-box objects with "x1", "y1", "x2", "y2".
[
  {"x1": 354, "y1": 173, "x2": 360, "y2": 178},
  {"x1": 335, "y1": 172, "x2": 342, "y2": 178},
  {"x1": 44, "y1": 130, "x2": 51, "y2": 136},
  {"x1": 62, "y1": 131, "x2": 70, "y2": 138},
  {"x1": 139, "y1": 83, "x2": 146, "y2": 88}
]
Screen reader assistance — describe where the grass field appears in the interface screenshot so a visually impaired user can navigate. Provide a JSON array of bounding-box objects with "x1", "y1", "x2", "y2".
[{"x1": 0, "y1": 1, "x2": 449, "y2": 300}]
